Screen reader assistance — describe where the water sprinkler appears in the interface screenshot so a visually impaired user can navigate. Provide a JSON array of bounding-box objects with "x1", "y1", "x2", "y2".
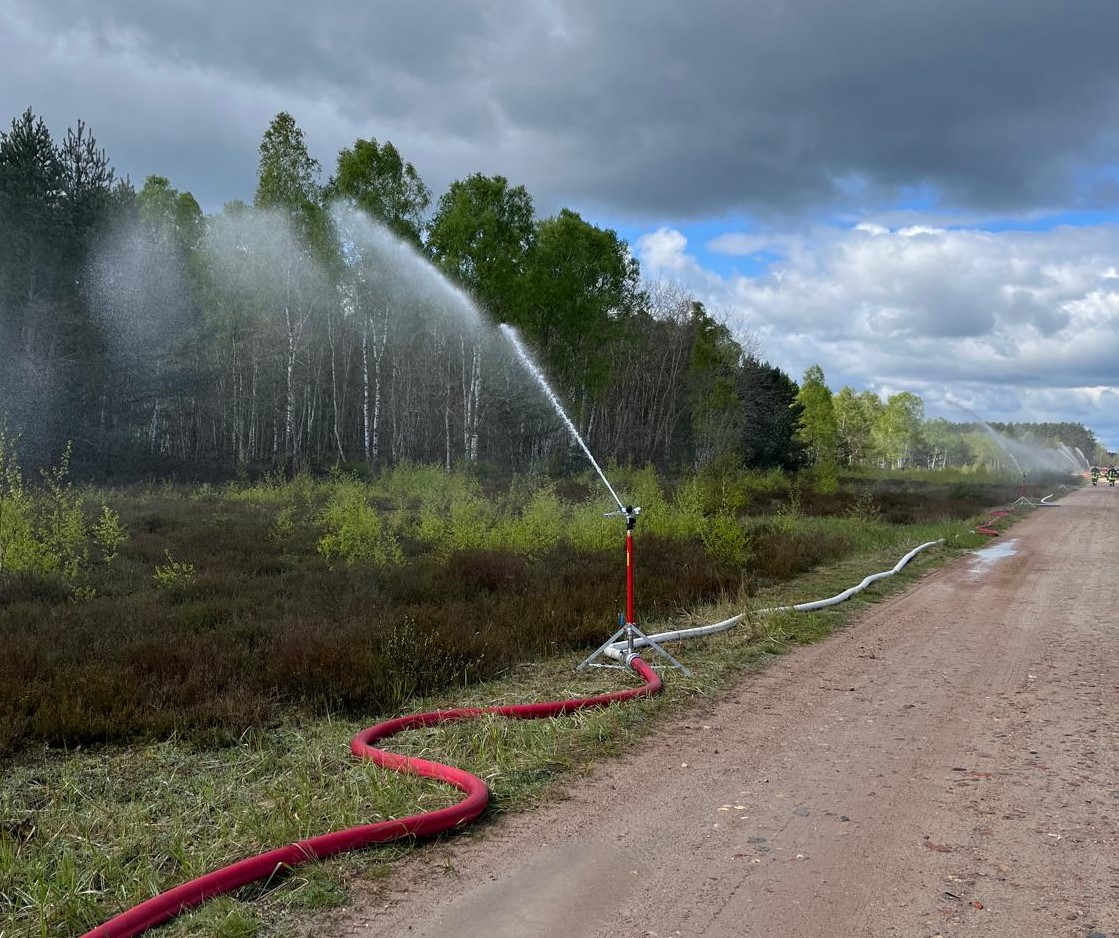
[
  {"x1": 578, "y1": 503, "x2": 691, "y2": 675},
  {"x1": 604, "y1": 505, "x2": 641, "y2": 650},
  {"x1": 498, "y1": 324, "x2": 688, "y2": 674}
]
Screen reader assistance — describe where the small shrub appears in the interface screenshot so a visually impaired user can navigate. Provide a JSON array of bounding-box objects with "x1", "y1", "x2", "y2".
[
  {"x1": 494, "y1": 487, "x2": 566, "y2": 557},
  {"x1": 812, "y1": 461, "x2": 839, "y2": 494},
  {"x1": 93, "y1": 503, "x2": 128, "y2": 564},
  {"x1": 948, "y1": 480, "x2": 984, "y2": 500},
  {"x1": 0, "y1": 435, "x2": 127, "y2": 590},
  {"x1": 845, "y1": 492, "x2": 881, "y2": 523},
  {"x1": 317, "y1": 483, "x2": 403, "y2": 566},
  {"x1": 0, "y1": 435, "x2": 35, "y2": 575},
  {"x1": 445, "y1": 491, "x2": 494, "y2": 553},
  {"x1": 271, "y1": 504, "x2": 297, "y2": 544},
  {"x1": 153, "y1": 550, "x2": 197, "y2": 589},
  {"x1": 566, "y1": 500, "x2": 619, "y2": 552},
  {"x1": 696, "y1": 458, "x2": 753, "y2": 515},
  {"x1": 701, "y1": 513, "x2": 748, "y2": 566}
]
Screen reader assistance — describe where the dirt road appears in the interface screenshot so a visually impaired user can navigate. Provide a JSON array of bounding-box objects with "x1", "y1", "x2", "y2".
[{"x1": 326, "y1": 488, "x2": 1117, "y2": 937}]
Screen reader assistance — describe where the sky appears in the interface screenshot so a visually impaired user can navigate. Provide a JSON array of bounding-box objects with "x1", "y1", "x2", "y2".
[{"x1": 3, "y1": 0, "x2": 1119, "y2": 450}]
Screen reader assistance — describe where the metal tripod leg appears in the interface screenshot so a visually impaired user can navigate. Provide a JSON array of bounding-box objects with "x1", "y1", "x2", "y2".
[
  {"x1": 576, "y1": 626, "x2": 629, "y2": 672},
  {"x1": 576, "y1": 623, "x2": 692, "y2": 676},
  {"x1": 625, "y1": 622, "x2": 693, "y2": 677}
]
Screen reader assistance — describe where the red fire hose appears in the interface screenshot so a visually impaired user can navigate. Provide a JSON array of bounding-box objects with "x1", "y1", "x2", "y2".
[
  {"x1": 975, "y1": 509, "x2": 1012, "y2": 536},
  {"x1": 82, "y1": 657, "x2": 662, "y2": 938}
]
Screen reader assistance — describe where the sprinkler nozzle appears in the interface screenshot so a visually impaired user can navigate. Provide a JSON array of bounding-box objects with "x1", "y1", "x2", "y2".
[{"x1": 604, "y1": 504, "x2": 641, "y2": 521}]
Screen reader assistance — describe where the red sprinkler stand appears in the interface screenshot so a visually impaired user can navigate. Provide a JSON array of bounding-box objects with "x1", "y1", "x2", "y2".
[
  {"x1": 625, "y1": 513, "x2": 636, "y2": 628},
  {"x1": 576, "y1": 502, "x2": 691, "y2": 675}
]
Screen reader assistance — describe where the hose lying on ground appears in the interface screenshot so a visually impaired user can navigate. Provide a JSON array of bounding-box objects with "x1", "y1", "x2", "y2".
[
  {"x1": 976, "y1": 490, "x2": 1062, "y2": 536},
  {"x1": 604, "y1": 538, "x2": 945, "y2": 661},
  {"x1": 975, "y1": 510, "x2": 1013, "y2": 536},
  {"x1": 82, "y1": 658, "x2": 662, "y2": 938}
]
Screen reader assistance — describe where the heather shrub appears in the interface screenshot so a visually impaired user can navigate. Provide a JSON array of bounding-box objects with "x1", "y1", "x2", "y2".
[
  {"x1": 0, "y1": 460, "x2": 985, "y2": 758},
  {"x1": 153, "y1": 550, "x2": 197, "y2": 589}
]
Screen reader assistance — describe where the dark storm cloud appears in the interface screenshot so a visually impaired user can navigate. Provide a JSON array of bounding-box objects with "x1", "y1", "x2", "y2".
[{"x1": 5, "y1": 0, "x2": 1119, "y2": 217}]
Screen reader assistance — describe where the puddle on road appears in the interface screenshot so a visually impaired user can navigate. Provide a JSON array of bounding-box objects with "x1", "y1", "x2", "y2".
[{"x1": 969, "y1": 538, "x2": 1020, "y2": 575}]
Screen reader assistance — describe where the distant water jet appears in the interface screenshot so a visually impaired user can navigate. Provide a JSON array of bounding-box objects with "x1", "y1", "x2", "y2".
[{"x1": 948, "y1": 404, "x2": 1080, "y2": 474}]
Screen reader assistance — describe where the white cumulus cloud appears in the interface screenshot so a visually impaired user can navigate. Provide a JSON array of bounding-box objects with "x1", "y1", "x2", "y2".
[{"x1": 637, "y1": 222, "x2": 1119, "y2": 447}]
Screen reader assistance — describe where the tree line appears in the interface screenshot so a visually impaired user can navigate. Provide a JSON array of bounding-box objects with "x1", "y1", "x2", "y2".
[
  {"x1": 794, "y1": 365, "x2": 1106, "y2": 477},
  {"x1": 1, "y1": 108, "x2": 804, "y2": 478},
  {"x1": 0, "y1": 107, "x2": 1103, "y2": 481}
]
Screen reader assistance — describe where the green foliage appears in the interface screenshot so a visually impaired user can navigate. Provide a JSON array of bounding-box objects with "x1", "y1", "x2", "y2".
[
  {"x1": 380, "y1": 462, "x2": 466, "y2": 506},
  {"x1": 492, "y1": 486, "x2": 566, "y2": 557},
  {"x1": 809, "y1": 460, "x2": 839, "y2": 494},
  {"x1": 0, "y1": 436, "x2": 126, "y2": 590},
  {"x1": 701, "y1": 513, "x2": 748, "y2": 566},
  {"x1": 873, "y1": 391, "x2": 925, "y2": 469},
  {"x1": 271, "y1": 503, "x2": 297, "y2": 545},
  {"x1": 515, "y1": 209, "x2": 640, "y2": 407},
  {"x1": 738, "y1": 357, "x2": 805, "y2": 471},
  {"x1": 426, "y1": 172, "x2": 535, "y2": 321},
  {"x1": 224, "y1": 469, "x2": 310, "y2": 506},
  {"x1": 620, "y1": 465, "x2": 668, "y2": 533},
  {"x1": 317, "y1": 483, "x2": 403, "y2": 566},
  {"x1": 834, "y1": 386, "x2": 882, "y2": 467},
  {"x1": 0, "y1": 432, "x2": 35, "y2": 575},
  {"x1": 444, "y1": 489, "x2": 495, "y2": 553},
  {"x1": 327, "y1": 137, "x2": 430, "y2": 245},
  {"x1": 137, "y1": 174, "x2": 203, "y2": 252},
  {"x1": 93, "y1": 503, "x2": 128, "y2": 564},
  {"x1": 565, "y1": 500, "x2": 618, "y2": 552},
  {"x1": 153, "y1": 550, "x2": 197, "y2": 589},
  {"x1": 795, "y1": 364, "x2": 839, "y2": 469},
  {"x1": 688, "y1": 304, "x2": 747, "y2": 468},
  {"x1": 254, "y1": 111, "x2": 321, "y2": 219},
  {"x1": 411, "y1": 471, "x2": 490, "y2": 552},
  {"x1": 695, "y1": 462, "x2": 791, "y2": 514},
  {"x1": 40, "y1": 447, "x2": 91, "y2": 582}
]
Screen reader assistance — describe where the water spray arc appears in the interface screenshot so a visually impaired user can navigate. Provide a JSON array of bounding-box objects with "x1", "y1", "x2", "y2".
[
  {"x1": 498, "y1": 324, "x2": 624, "y2": 514},
  {"x1": 498, "y1": 324, "x2": 688, "y2": 674}
]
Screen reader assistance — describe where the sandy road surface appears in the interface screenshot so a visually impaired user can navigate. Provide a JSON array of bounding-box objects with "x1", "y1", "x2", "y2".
[{"x1": 324, "y1": 488, "x2": 1117, "y2": 938}]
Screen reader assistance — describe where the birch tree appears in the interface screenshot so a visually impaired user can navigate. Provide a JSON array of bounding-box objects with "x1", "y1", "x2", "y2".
[{"x1": 427, "y1": 174, "x2": 535, "y2": 462}]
